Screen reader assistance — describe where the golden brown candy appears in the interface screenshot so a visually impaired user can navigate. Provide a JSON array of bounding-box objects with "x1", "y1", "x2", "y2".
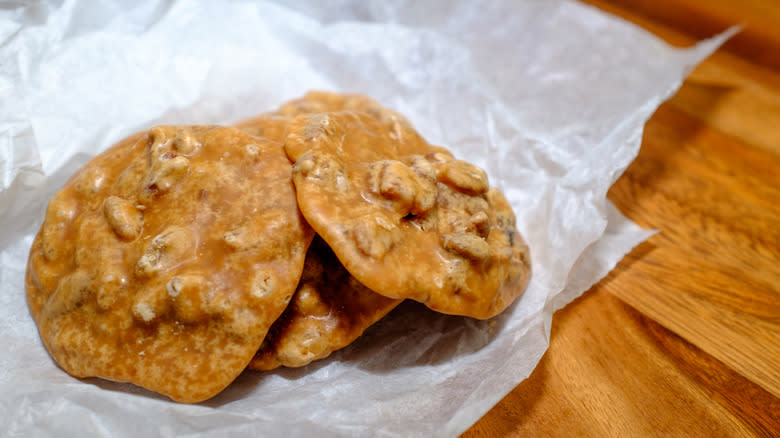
[
  {"x1": 26, "y1": 126, "x2": 313, "y2": 403},
  {"x1": 249, "y1": 237, "x2": 401, "y2": 370},
  {"x1": 283, "y1": 93, "x2": 531, "y2": 319}
]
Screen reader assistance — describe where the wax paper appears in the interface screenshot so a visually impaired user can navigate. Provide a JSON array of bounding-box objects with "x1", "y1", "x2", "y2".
[{"x1": 0, "y1": 0, "x2": 731, "y2": 436}]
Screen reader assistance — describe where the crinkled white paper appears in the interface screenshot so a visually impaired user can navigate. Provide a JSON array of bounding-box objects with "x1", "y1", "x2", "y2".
[{"x1": 0, "y1": 1, "x2": 731, "y2": 436}]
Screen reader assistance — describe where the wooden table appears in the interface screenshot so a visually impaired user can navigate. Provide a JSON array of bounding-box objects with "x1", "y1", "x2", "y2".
[{"x1": 464, "y1": 1, "x2": 780, "y2": 436}]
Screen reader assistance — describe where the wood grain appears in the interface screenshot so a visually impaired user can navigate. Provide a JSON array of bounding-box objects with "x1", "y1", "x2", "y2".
[
  {"x1": 584, "y1": 0, "x2": 780, "y2": 71},
  {"x1": 591, "y1": 0, "x2": 780, "y2": 399},
  {"x1": 464, "y1": 0, "x2": 780, "y2": 436},
  {"x1": 464, "y1": 288, "x2": 779, "y2": 437},
  {"x1": 605, "y1": 104, "x2": 780, "y2": 397}
]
